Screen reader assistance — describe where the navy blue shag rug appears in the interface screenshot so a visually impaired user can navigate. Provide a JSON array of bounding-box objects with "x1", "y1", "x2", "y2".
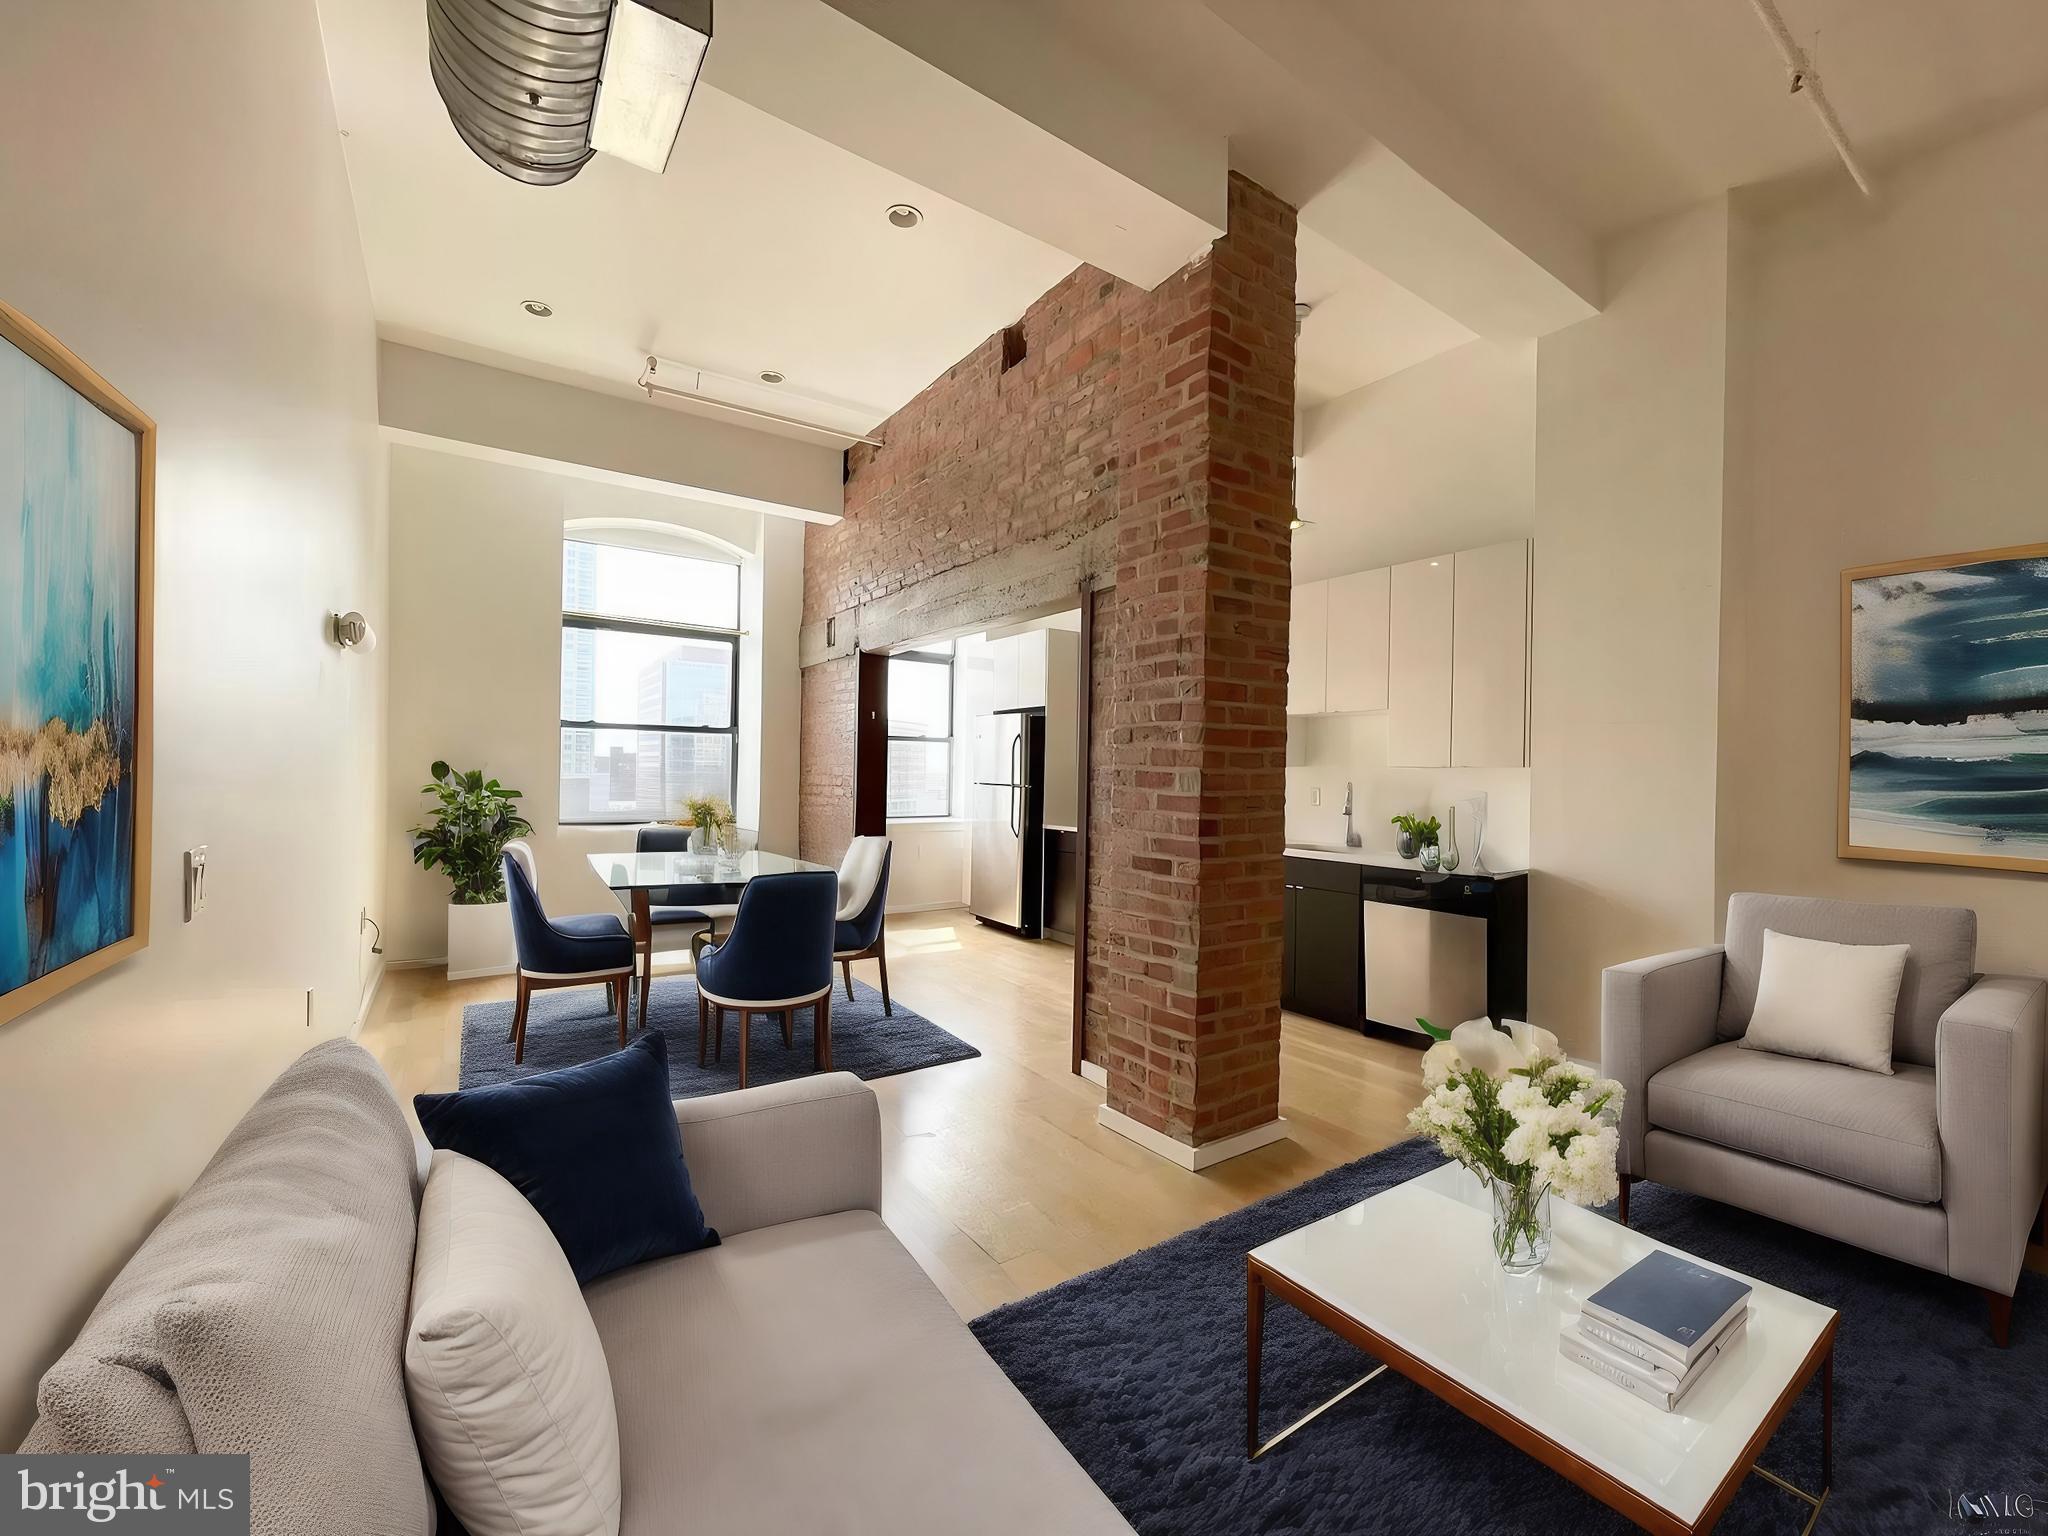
[
  {"x1": 972, "y1": 1138, "x2": 2048, "y2": 1536},
  {"x1": 458, "y1": 973, "x2": 979, "y2": 1094}
]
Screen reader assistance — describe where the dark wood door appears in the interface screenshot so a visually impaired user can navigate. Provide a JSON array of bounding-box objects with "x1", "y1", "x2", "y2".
[{"x1": 854, "y1": 650, "x2": 889, "y2": 840}]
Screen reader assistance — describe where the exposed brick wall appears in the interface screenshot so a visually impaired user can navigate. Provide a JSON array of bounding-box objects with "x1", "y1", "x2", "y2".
[
  {"x1": 802, "y1": 174, "x2": 1296, "y2": 1148},
  {"x1": 798, "y1": 658, "x2": 856, "y2": 869},
  {"x1": 802, "y1": 263, "x2": 1130, "y2": 628},
  {"x1": 800, "y1": 262, "x2": 1142, "y2": 866},
  {"x1": 1096, "y1": 176, "x2": 1297, "y2": 1144}
]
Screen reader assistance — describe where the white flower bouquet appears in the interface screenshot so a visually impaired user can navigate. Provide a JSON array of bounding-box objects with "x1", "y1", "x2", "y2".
[{"x1": 1406, "y1": 1017, "x2": 1625, "y2": 1270}]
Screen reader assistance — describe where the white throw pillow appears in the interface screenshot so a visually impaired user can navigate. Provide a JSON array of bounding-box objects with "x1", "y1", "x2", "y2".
[
  {"x1": 1739, "y1": 928, "x2": 1909, "y2": 1074},
  {"x1": 406, "y1": 1151, "x2": 622, "y2": 1536}
]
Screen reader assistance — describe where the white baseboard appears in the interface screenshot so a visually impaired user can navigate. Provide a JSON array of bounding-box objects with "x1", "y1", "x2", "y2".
[
  {"x1": 1095, "y1": 1105, "x2": 1291, "y2": 1170},
  {"x1": 1079, "y1": 1060, "x2": 1107, "y2": 1087},
  {"x1": 886, "y1": 900, "x2": 971, "y2": 915},
  {"x1": 385, "y1": 956, "x2": 445, "y2": 971},
  {"x1": 445, "y1": 962, "x2": 515, "y2": 981},
  {"x1": 351, "y1": 961, "x2": 387, "y2": 1038}
]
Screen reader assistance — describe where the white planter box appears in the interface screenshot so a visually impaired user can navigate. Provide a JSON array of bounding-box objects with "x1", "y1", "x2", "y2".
[{"x1": 446, "y1": 901, "x2": 514, "y2": 980}]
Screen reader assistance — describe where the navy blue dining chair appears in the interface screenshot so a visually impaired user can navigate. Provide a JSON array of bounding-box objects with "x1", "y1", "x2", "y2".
[
  {"x1": 694, "y1": 870, "x2": 837, "y2": 1088},
  {"x1": 832, "y1": 837, "x2": 894, "y2": 1016},
  {"x1": 503, "y1": 840, "x2": 634, "y2": 1064}
]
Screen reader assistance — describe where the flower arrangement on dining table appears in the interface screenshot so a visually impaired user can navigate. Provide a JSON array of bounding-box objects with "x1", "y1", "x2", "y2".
[
  {"x1": 1407, "y1": 1017, "x2": 1625, "y2": 1270},
  {"x1": 668, "y1": 794, "x2": 737, "y2": 854}
]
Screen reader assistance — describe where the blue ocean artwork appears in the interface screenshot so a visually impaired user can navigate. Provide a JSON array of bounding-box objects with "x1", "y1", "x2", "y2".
[
  {"x1": 1849, "y1": 554, "x2": 2048, "y2": 860},
  {"x1": 1, "y1": 333, "x2": 140, "y2": 1001}
]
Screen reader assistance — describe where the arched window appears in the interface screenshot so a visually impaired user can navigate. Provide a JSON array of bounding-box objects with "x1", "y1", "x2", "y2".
[{"x1": 558, "y1": 530, "x2": 741, "y2": 824}]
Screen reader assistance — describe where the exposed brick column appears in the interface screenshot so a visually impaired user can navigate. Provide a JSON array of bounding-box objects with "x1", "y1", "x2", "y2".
[{"x1": 1099, "y1": 173, "x2": 1297, "y2": 1148}]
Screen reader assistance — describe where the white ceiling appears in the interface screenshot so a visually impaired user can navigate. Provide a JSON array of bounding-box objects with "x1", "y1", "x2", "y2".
[
  {"x1": 1295, "y1": 225, "x2": 1473, "y2": 407},
  {"x1": 315, "y1": 0, "x2": 2048, "y2": 436},
  {"x1": 315, "y1": 0, "x2": 1081, "y2": 430},
  {"x1": 1340, "y1": 0, "x2": 2048, "y2": 237}
]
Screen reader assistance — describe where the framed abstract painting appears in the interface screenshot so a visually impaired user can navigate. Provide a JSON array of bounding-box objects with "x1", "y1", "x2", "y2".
[
  {"x1": 0, "y1": 300, "x2": 154, "y2": 1026},
  {"x1": 1842, "y1": 542, "x2": 2048, "y2": 874}
]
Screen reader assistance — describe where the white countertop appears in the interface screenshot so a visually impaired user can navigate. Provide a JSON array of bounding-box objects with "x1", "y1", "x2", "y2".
[{"x1": 1285, "y1": 845, "x2": 1526, "y2": 877}]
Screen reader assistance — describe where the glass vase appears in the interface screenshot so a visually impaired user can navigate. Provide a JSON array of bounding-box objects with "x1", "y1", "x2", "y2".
[
  {"x1": 1490, "y1": 1178, "x2": 1552, "y2": 1275},
  {"x1": 1440, "y1": 807, "x2": 1461, "y2": 873},
  {"x1": 1419, "y1": 842, "x2": 1442, "y2": 872}
]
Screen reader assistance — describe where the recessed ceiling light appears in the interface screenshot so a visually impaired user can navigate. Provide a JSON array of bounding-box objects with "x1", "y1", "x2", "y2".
[
  {"x1": 758, "y1": 369, "x2": 786, "y2": 385},
  {"x1": 522, "y1": 299, "x2": 554, "y2": 318},
  {"x1": 886, "y1": 203, "x2": 924, "y2": 229}
]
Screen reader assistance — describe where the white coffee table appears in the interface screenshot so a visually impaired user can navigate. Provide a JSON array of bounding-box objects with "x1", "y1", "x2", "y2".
[{"x1": 1247, "y1": 1163, "x2": 1837, "y2": 1535}]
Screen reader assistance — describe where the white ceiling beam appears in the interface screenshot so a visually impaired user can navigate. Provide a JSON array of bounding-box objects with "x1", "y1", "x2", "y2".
[
  {"x1": 1201, "y1": 0, "x2": 1602, "y2": 337},
  {"x1": 705, "y1": 0, "x2": 1226, "y2": 289}
]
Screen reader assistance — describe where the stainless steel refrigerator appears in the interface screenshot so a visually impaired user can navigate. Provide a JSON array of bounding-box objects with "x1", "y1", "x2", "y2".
[{"x1": 970, "y1": 708, "x2": 1045, "y2": 935}]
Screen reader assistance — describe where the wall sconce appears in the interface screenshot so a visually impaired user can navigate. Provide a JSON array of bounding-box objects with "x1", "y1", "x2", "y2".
[{"x1": 330, "y1": 611, "x2": 377, "y2": 653}]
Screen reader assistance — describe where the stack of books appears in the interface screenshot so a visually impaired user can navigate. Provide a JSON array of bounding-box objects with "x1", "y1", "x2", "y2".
[{"x1": 1559, "y1": 1250, "x2": 1752, "y2": 1413}]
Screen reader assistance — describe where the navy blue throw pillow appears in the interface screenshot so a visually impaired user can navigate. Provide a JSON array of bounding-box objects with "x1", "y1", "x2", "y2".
[{"x1": 415, "y1": 1033, "x2": 717, "y2": 1283}]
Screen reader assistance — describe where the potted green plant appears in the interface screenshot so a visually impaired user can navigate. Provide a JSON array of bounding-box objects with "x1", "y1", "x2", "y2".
[
  {"x1": 1390, "y1": 812, "x2": 1440, "y2": 862},
  {"x1": 409, "y1": 760, "x2": 533, "y2": 979}
]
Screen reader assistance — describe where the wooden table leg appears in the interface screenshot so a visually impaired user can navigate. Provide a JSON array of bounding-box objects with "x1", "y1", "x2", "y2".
[
  {"x1": 633, "y1": 889, "x2": 652, "y2": 1027},
  {"x1": 1247, "y1": 1263, "x2": 1265, "y2": 1460}
]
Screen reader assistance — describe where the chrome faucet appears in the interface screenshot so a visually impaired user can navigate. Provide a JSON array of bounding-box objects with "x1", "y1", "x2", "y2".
[{"x1": 1342, "y1": 781, "x2": 1361, "y2": 847}]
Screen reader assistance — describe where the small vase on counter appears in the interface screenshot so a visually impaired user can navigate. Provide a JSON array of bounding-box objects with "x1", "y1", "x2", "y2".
[
  {"x1": 1395, "y1": 828, "x2": 1418, "y2": 860},
  {"x1": 1440, "y1": 808, "x2": 1461, "y2": 873},
  {"x1": 1419, "y1": 843, "x2": 1443, "y2": 873}
]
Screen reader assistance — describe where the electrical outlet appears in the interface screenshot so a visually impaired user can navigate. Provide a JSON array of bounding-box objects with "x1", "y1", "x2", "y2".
[
  {"x1": 183, "y1": 847, "x2": 208, "y2": 921},
  {"x1": 1310, "y1": 786, "x2": 1321, "y2": 807}
]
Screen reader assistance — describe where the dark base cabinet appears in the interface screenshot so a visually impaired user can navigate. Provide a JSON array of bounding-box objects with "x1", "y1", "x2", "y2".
[{"x1": 1282, "y1": 857, "x2": 1363, "y2": 1026}]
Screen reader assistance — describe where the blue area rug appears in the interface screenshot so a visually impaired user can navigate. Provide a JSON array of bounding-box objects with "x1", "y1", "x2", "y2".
[
  {"x1": 459, "y1": 973, "x2": 979, "y2": 1094},
  {"x1": 971, "y1": 1138, "x2": 2048, "y2": 1535}
]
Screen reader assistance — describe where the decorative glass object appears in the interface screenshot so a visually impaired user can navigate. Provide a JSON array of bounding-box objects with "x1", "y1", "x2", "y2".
[
  {"x1": 1395, "y1": 828, "x2": 1419, "y2": 860},
  {"x1": 1490, "y1": 1178, "x2": 1553, "y2": 1275},
  {"x1": 1440, "y1": 807, "x2": 1461, "y2": 873},
  {"x1": 1419, "y1": 842, "x2": 1442, "y2": 872}
]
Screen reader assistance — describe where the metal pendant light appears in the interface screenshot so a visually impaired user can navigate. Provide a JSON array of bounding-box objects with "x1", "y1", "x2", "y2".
[{"x1": 427, "y1": 0, "x2": 713, "y2": 186}]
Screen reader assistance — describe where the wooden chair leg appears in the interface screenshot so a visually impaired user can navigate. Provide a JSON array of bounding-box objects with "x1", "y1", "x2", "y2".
[
  {"x1": 843, "y1": 958, "x2": 855, "y2": 1002},
  {"x1": 816, "y1": 991, "x2": 833, "y2": 1072},
  {"x1": 512, "y1": 976, "x2": 531, "y2": 1065},
  {"x1": 614, "y1": 973, "x2": 629, "y2": 1048},
  {"x1": 876, "y1": 941, "x2": 892, "y2": 1017},
  {"x1": 1984, "y1": 1287, "x2": 2014, "y2": 1347},
  {"x1": 714, "y1": 1005, "x2": 724, "y2": 1061},
  {"x1": 737, "y1": 1009, "x2": 750, "y2": 1089},
  {"x1": 782, "y1": 1007, "x2": 794, "y2": 1047},
  {"x1": 697, "y1": 993, "x2": 709, "y2": 1067}
]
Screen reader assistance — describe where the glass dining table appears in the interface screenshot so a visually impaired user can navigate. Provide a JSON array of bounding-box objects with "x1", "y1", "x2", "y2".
[{"x1": 586, "y1": 848, "x2": 836, "y2": 1019}]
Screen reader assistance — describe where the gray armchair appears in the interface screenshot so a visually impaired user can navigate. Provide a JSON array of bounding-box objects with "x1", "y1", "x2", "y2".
[{"x1": 1602, "y1": 892, "x2": 2047, "y2": 1344}]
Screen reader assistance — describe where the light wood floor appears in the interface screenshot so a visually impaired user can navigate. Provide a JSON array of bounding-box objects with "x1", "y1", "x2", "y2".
[{"x1": 360, "y1": 906, "x2": 1429, "y2": 1320}]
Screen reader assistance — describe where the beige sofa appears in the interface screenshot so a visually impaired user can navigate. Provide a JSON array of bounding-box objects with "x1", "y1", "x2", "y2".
[
  {"x1": 1602, "y1": 892, "x2": 2047, "y2": 1344},
  {"x1": 22, "y1": 1041, "x2": 1133, "y2": 1536}
]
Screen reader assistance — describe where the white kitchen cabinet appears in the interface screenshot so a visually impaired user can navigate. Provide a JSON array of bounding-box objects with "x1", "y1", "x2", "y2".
[
  {"x1": 1387, "y1": 556, "x2": 1454, "y2": 766},
  {"x1": 991, "y1": 636, "x2": 1022, "y2": 710},
  {"x1": 1324, "y1": 566, "x2": 1390, "y2": 713},
  {"x1": 1451, "y1": 539, "x2": 1530, "y2": 767},
  {"x1": 1287, "y1": 578, "x2": 1329, "y2": 715}
]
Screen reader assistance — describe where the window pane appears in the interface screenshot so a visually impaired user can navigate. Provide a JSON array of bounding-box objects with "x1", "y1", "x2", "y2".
[
  {"x1": 887, "y1": 740, "x2": 950, "y2": 819},
  {"x1": 561, "y1": 628, "x2": 732, "y2": 728},
  {"x1": 563, "y1": 539, "x2": 740, "y2": 630},
  {"x1": 560, "y1": 728, "x2": 734, "y2": 823},
  {"x1": 887, "y1": 657, "x2": 951, "y2": 738}
]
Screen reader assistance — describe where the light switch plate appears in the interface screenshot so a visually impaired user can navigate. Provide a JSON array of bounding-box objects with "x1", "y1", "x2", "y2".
[{"x1": 184, "y1": 846, "x2": 208, "y2": 921}]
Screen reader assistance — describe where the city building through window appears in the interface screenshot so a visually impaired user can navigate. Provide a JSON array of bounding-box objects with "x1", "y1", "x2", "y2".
[
  {"x1": 887, "y1": 643, "x2": 954, "y2": 819},
  {"x1": 559, "y1": 537, "x2": 740, "y2": 824}
]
